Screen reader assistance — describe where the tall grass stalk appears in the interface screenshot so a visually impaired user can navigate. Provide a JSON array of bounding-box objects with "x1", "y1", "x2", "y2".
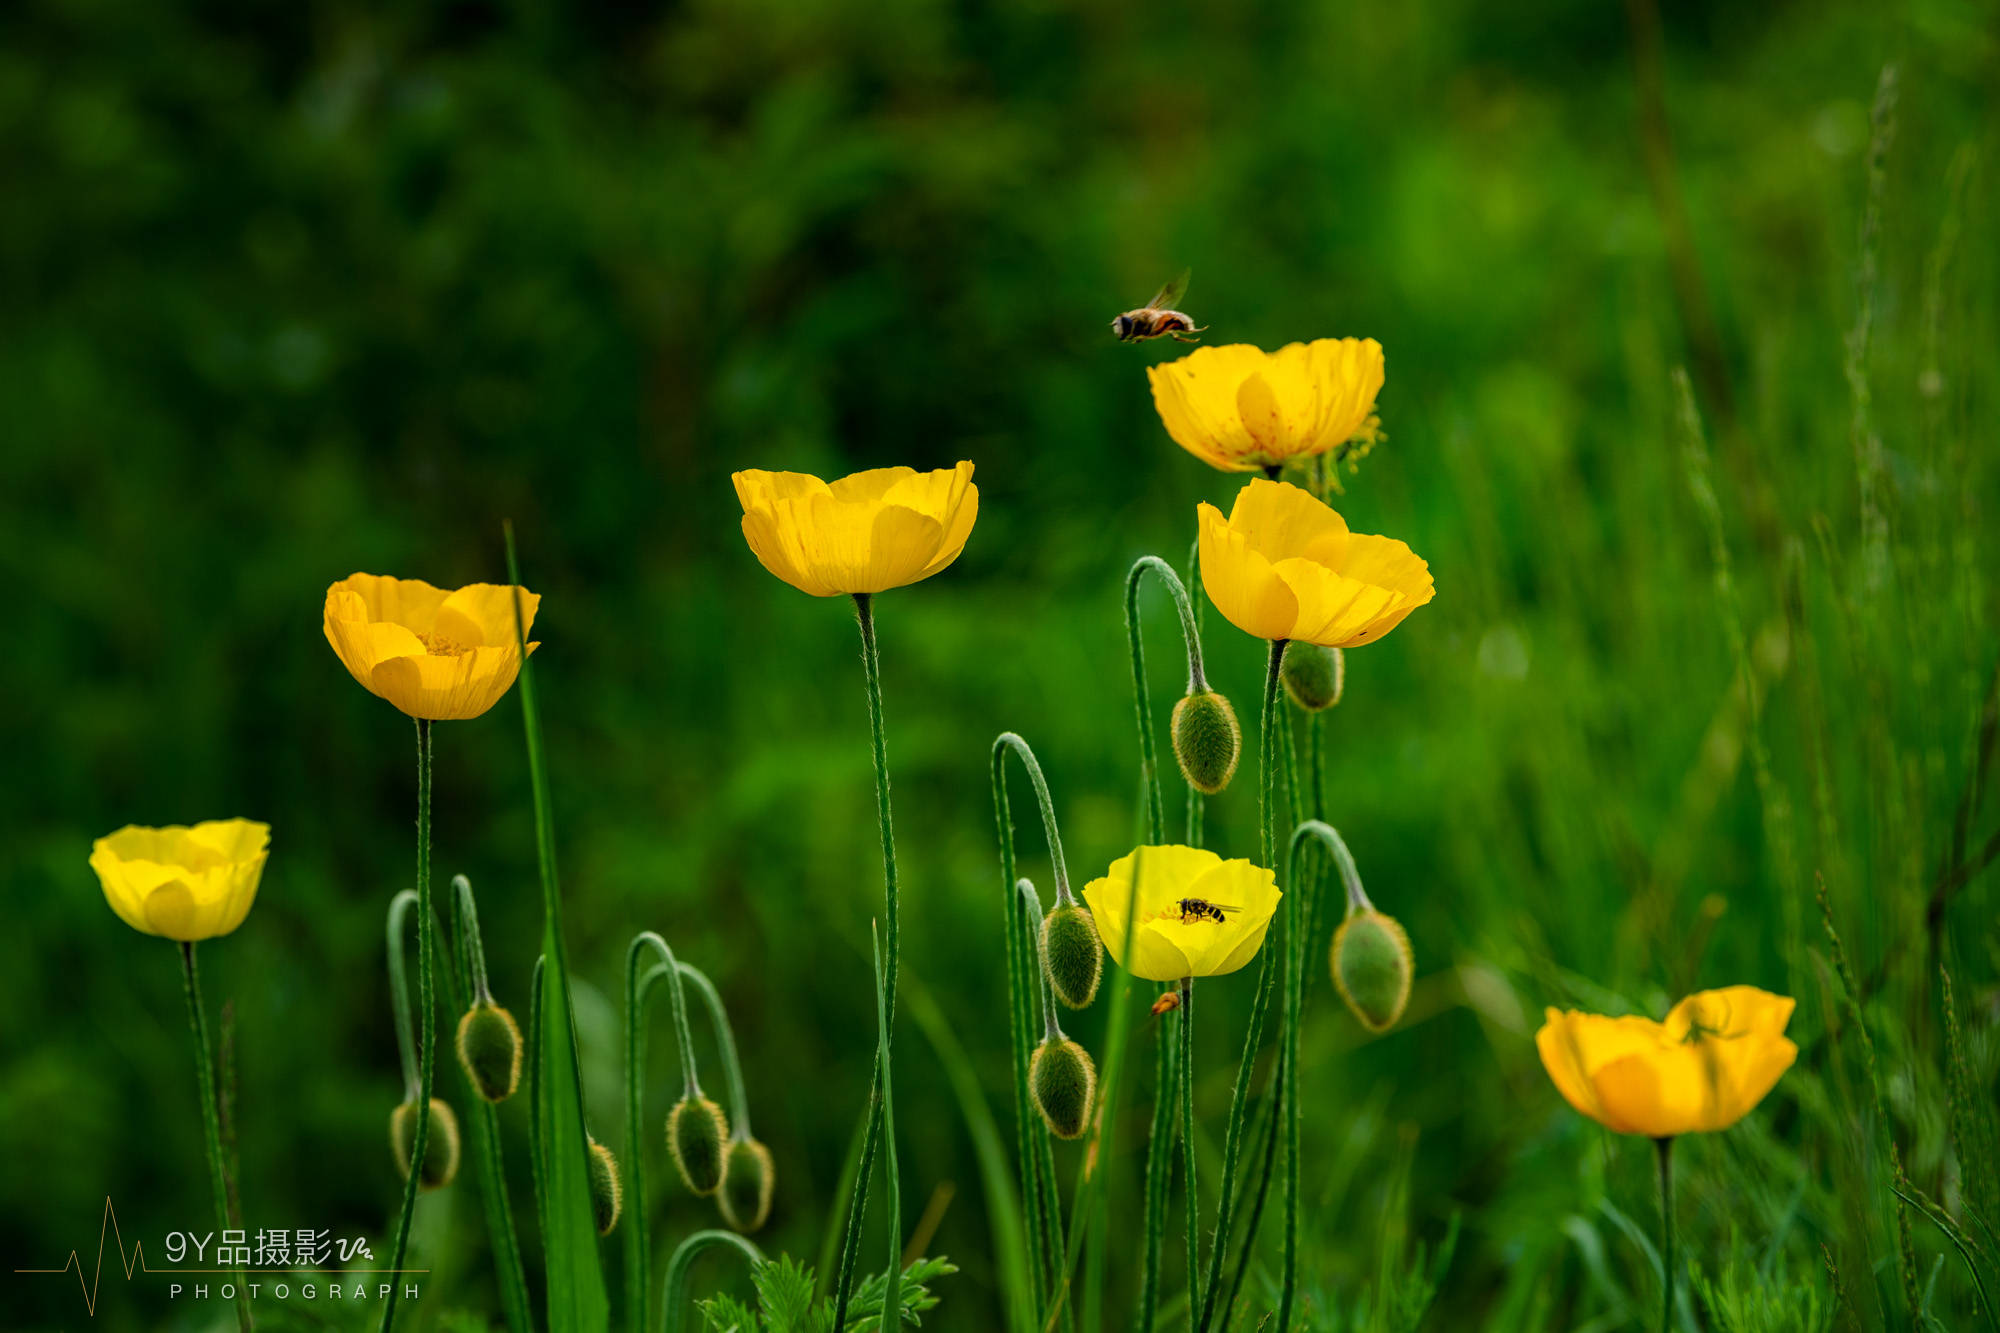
[
  {"x1": 831, "y1": 591, "x2": 906, "y2": 1333},
  {"x1": 505, "y1": 524, "x2": 610, "y2": 1330}
]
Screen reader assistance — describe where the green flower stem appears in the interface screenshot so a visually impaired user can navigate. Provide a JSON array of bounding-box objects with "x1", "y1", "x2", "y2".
[
  {"x1": 1187, "y1": 539, "x2": 1206, "y2": 848},
  {"x1": 832, "y1": 592, "x2": 904, "y2": 1333},
  {"x1": 1020, "y1": 880, "x2": 1064, "y2": 1042},
  {"x1": 452, "y1": 873, "x2": 495, "y2": 1005},
  {"x1": 661, "y1": 1231, "x2": 765, "y2": 1333},
  {"x1": 381, "y1": 717, "x2": 434, "y2": 1333},
  {"x1": 1137, "y1": 1004, "x2": 1178, "y2": 1333},
  {"x1": 1126, "y1": 555, "x2": 1213, "y2": 845},
  {"x1": 387, "y1": 891, "x2": 421, "y2": 1101},
  {"x1": 1657, "y1": 1137, "x2": 1676, "y2": 1333},
  {"x1": 1190, "y1": 642, "x2": 1287, "y2": 1333},
  {"x1": 677, "y1": 962, "x2": 752, "y2": 1140},
  {"x1": 1217, "y1": 1063, "x2": 1281, "y2": 1333},
  {"x1": 872, "y1": 925, "x2": 904, "y2": 1330},
  {"x1": 1277, "y1": 822, "x2": 1354, "y2": 1331},
  {"x1": 435, "y1": 881, "x2": 532, "y2": 1333},
  {"x1": 626, "y1": 933, "x2": 704, "y2": 1333},
  {"x1": 992, "y1": 731, "x2": 1079, "y2": 1318},
  {"x1": 1179, "y1": 976, "x2": 1201, "y2": 1331},
  {"x1": 180, "y1": 943, "x2": 253, "y2": 1333},
  {"x1": 1014, "y1": 879, "x2": 1070, "y2": 1327}
]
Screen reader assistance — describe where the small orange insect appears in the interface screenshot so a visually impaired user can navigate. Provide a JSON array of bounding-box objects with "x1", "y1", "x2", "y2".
[
  {"x1": 1150, "y1": 990, "x2": 1182, "y2": 1017},
  {"x1": 1111, "y1": 269, "x2": 1207, "y2": 344}
]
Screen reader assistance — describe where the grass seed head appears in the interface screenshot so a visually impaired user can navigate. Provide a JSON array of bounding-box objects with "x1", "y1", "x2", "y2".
[{"x1": 1171, "y1": 690, "x2": 1242, "y2": 794}]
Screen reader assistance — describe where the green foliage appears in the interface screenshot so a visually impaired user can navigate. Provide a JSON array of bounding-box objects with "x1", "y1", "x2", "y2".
[
  {"x1": 1690, "y1": 1252, "x2": 1836, "y2": 1333},
  {"x1": 697, "y1": 1254, "x2": 957, "y2": 1333}
]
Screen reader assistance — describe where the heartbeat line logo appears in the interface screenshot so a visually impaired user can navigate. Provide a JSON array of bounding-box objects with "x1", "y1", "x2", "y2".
[
  {"x1": 16, "y1": 1198, "x2": 429, "y2": 1317},
  {"x1": 15, "y1": 1197, "x2": 145, "y2": 1317}
]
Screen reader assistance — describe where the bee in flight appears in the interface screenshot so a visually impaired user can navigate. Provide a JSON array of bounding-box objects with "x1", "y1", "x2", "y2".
[
  {"x1": 1112, "y1": 269, "x2": 1207, "y2": 344},
  {"x1": 1174, "y1": 897, "x2": 1238, "y2": 924}
]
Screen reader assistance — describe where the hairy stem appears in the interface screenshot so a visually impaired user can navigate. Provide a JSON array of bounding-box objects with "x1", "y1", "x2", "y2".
[
  {"x1": 182, "y1": 943, "x2": 253, "y2": 1332},
  {"x1": 380, "y1": 718, "x2": 433, "y2": 1333}
]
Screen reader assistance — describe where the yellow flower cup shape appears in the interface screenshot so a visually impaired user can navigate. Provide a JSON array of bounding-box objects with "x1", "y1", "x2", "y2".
[
  {"x1": 732, "y1": 462, "x2": 978, "y2": 598},
  {"x1": 1081, "y1": 846, "x2": 1280, "y2": 983},
  {"x1": 324, "y1": 573, "x2": 540, "y2": 721},
  {"x1": 1199, "y1": 478, "x2": 1434, "y2": 647},
  {"x1": 1148, "y1": 338, "x2": 1383, "y2": 474},
  {"x1": 90, "y1": 820, "x2": 270, "y2": 942},
  {"x1": 1536, "y1": 986, "x2": 1797, "y2": 1138}
]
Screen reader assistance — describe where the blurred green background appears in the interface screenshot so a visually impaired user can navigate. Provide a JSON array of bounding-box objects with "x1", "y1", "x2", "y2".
[{"x1": 4, "y1": 0, "x2": 1996, "y2": 1327}]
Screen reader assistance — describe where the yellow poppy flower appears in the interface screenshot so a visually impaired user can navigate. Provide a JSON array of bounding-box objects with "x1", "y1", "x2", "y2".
[
  {"x1": 1198, "y1": 479, "x2": 1434, "y2": 647},
  {"x1": 1535, "y1": 987, "x2": 1797, "y2": 1138},
  {"x1": 1148, "y1": 339, "x2": 1384, "y2": 474},
  {"x1": 323, "y1": 573, "x2": 540, "y2": 721},
  {"x1": 1081, "y1": 845, "x2": 1280, "y2": 982},
  {"x1": 733, "y1": 462, "x2": 979, "y2": 598},
  {"x1": 90, "y1": 820, "x2": 270, "y2": 942}
]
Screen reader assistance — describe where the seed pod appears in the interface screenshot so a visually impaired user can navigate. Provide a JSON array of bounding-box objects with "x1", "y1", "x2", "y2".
[
  {"x1": 1280, "y1": 642, "x2": 1344, "y2": 712},
  {"x1": 1330, "y1": 909, "x2": 1413, "y2": 1033},
  {"x1": 455, "y1": 1001, "x2": 524, "y2": 1103},
  {"x1": 667, "y1": 1095, "x2": 729, "y2": 1195},
  {"x1": 587, "y1": 1138, "x2": 623, "y2": 1236},
  {"x1": 717, "y1": 1137, "x2": 776, "y2": 1233},
  {"x1": 1170, "y1": 690, "x2": 1241, "y2": 795},
  {"x1": 1030, "y1": 1038, "x2": 1097, "y2": 1140},
  {"x1": 389, "y1": 1097, "x2": 461, "y2": 1191},
  {"x1": 1042, "y1": 903, "x2": 1103, "y2": 1010}
]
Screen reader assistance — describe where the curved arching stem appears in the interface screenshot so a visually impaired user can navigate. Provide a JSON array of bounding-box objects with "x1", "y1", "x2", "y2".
[
  {"x1": 1125, "y1": 555, "x2": 1212, "y2": 845},
  {"x1": 625, "y1": 932, "x2": 705, "y2": 1333},
  {"x1": 1018, "y1": 879, "x2": 1064, "y2": 1043},
  {"x1": 387, "y1": 890, "x2": 422, "y2": 1102},
  {"x1": 1275, "y1": 820, "x2": 1363, "y2": 1331},
  {"x1": 451, "y1": 873, "x2": 495, "y2": 1005},
  {"x1": 990, "y1": 735, "x2": 1067, "y2": 1321},
  {"x1": 660, "y1": 1230, "x2": 765, "y2": 1333},
  {"x1": 676, "y1": 962, "x2": 752, "y2": 1142},
  {"x1": 993, "y1": 732, "x2": 1076, "y2": 905}
]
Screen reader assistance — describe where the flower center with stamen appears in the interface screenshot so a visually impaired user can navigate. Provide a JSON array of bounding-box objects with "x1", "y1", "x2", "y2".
[{"x1": 416, "y1": 632, "x2": 472, "y2": 658}]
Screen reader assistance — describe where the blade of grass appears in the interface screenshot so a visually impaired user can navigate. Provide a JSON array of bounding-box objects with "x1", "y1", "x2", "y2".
[{"x1": 505, "y1": 523, "x2": 610, "y2": 1332}]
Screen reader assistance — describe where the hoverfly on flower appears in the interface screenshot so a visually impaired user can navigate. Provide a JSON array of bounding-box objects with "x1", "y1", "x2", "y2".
[{"x1": 1112, "y1": 268, "x2": 1208, "y2": 344}]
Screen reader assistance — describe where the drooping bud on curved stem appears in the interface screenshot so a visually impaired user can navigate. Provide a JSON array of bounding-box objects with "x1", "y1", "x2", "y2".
[
  {"x1": 448, "y1": 875, "x2": 523, "y2": 1104},
  {"x1": 586, "y1": 1137, "x2": 622, "y2": 1236},
  {"x1": 1125, "y1": 553, "x2": 1219, "y2": 842},
  {"x1": 677, "y1": 960, "x2": 777, "y2": 1232},
  {"x1": 1021, "y1": 879, "x2": 1099, "y2": 1141},
  {"x1": 994, "y1": 732, "x2": 1104, "y2": 1008}
]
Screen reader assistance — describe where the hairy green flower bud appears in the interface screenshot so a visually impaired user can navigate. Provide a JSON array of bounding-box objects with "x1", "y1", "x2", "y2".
[
  {"x1": 1331, "y1": 909, "x2": 1412, "y2": 1033},
  {"x1": 1030, "y1": 1037, "x2": 1097, "y2": 1141},
  {"x1": 717, "y1": 1137, "x2": 776, "y2": 1233},
  {"x1": 1280, "y1": 641, "x2": 1345, "y2": 712},
  {"x1": 1042, "y1": 903, "x2": 1103, "y2": 1010},
  {"x1": 455, "y1": 1001, "x2": 523, "y2": 1104},
  {"x1": 667, "y1": 1095, "x2": 729, "y2": 1195},
  {"x1": 1171, "y1": 690, "x2": 1241, "y2": 795},
  {"x1": 389, "y1": 1097, "x2": 461, "y2": 1191},
  {"x1": 587, "y1": 1138, "x2": 623, "y2": 1236}
]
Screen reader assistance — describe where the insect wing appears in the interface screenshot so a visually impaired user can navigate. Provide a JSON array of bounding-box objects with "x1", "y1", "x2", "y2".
[{"x1": 1144, "y1": 267, "x2": 1191, "y2": 312}]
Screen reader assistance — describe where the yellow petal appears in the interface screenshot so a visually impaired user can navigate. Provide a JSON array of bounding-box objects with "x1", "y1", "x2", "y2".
[
  {"x1": 433, "y1": 583, "x2": 541, "y2": 648},
  {"x1": 368, "y1": 642, "x2": 537, "y2": 721},
  {"x1": 733, "y1": 463, "x2": 979, "y2": 597},
  {"x1": 1198, "y1": 503, "x2": 1301, "y2": 642},
  {"x1": 89, "y1": 820, "x2": 270, "y2": 942}
]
